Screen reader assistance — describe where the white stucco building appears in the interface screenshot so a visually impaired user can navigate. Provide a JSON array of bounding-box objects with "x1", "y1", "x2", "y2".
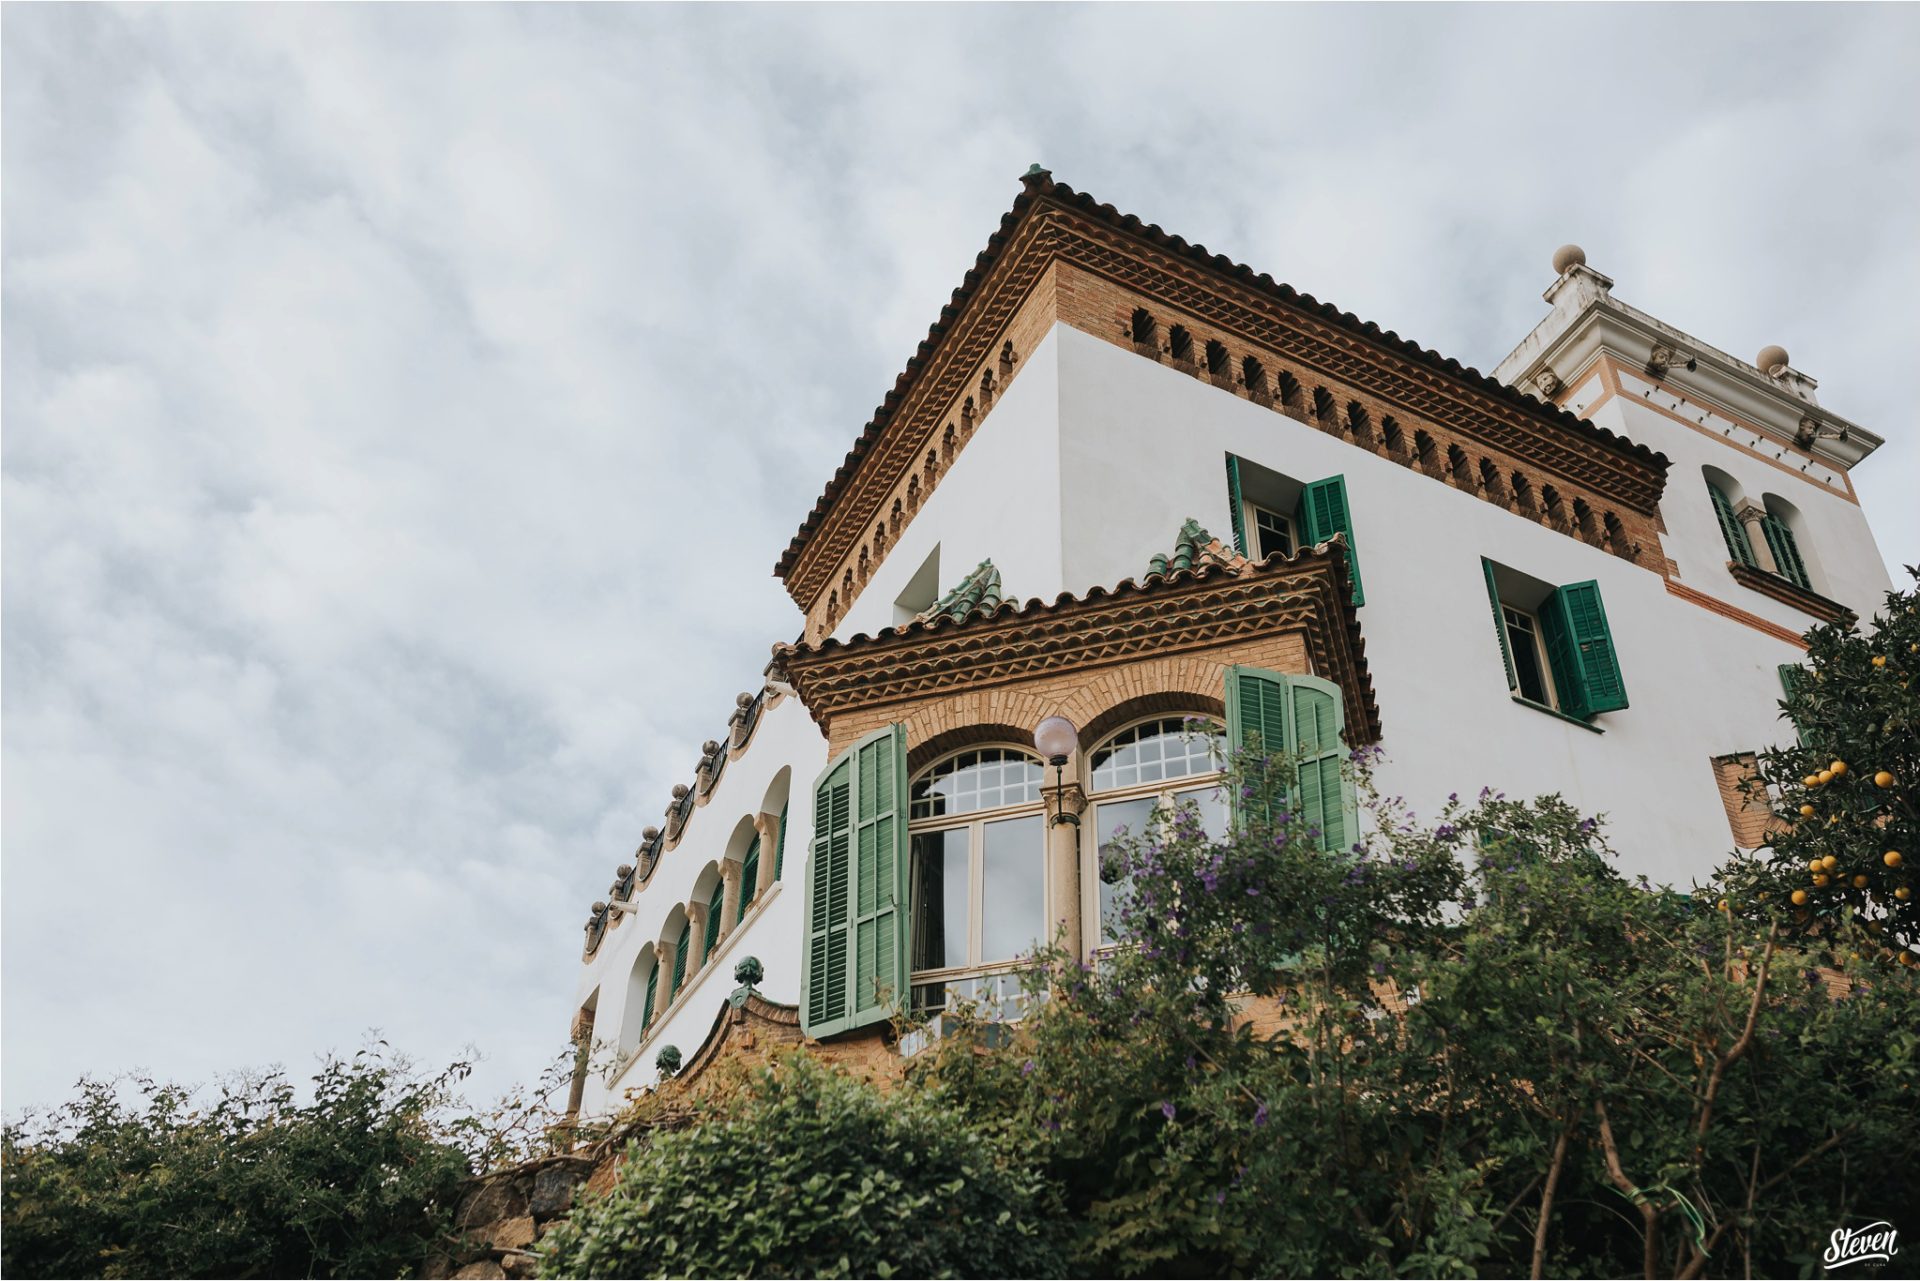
[{"x1": 564, "y1": 171, "x2": 1893, "y2": 1116}]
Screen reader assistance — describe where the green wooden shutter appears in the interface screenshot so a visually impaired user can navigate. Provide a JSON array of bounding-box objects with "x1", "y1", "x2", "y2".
[
  {"x1": 640, "y1": 965, "x2": 658, "y2": 1033},
  {"x1": 1761, "y1": 515, "x2": 1810, "y2": 589},
  {"x1": 802, "y1": 727, "x2": 908, "y2": 1039},
  {"x1": 1539, "y1": 581, "x2": 1628, "y2": 719},
  {"x1": 1225, "y1": 666, "x2": 1354, "y2": 847},
  {"x1": 1296, "y1": 476, "x2": 1364, "y2": 605},
  {"x1": 1708, "y1": 484, "x2": 1756, "y2": 567},
  {"x1": 776, "y1": 802, "x2": 788, "y2": 879},
  {"x1": 1225, "y1": 455, "x2": 1249, "y2": 556},
  {"x1": 704, "y1": 880, "x2": 724, "y2": 957},
  {"x1": 850, "y1": 727, "x2": 908, "y2": 1030},
  {"x1": 1482, "y1": 558, "x2": 1516, "y2": 690},
  {"x1": 1778, "y1": 664, "x2": 1806, "y2": 741},
  {"x1": 670, "y1": 926, "x2": 689, "y2": 999},
  {"x1": 1289, "y1": 675, "x2": 1354, "y2": 852},
  {"x1": 738, "y1": 835, "x2": 760, "y2": 919}
]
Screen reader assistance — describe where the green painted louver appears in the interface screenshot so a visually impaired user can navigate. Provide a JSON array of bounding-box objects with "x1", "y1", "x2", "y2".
[
  {"x1": 802, "y1": 726, "x2": 908, "y2": 1039},
  {"x1": 1482, "y1": 558, "x2": 1516, "y2": 690},
  {"x1": 776, "y1": 801, "x2": 788, "y2": 879},
  {"x1": 640, "y1": 965, "x2": 658, "y2": 1033},
  {"x1": 1708, "y1": 484, "x2": 1756, "y2": 567},
  {"x1": 1538, "y1": 581, "x2": 1628, "y2": 719},
  {"x1": 1296, "y1": 476, "x2": 1363, "y2": 605},
  {"x1": 1761, "y1": 515, "x2": 1810, "y2": 589},
  {"x1": 1779, "y1": 664, "x2": 1806, "y2": 740},
  {"x1": 670, "y1": 926, "x2": 689, "y2": 1000},
  {"x1": 1224, "y1": 665, "x2": 1355, "y2": 850},
  {"x1": 704, "y1": 880, "x2": 724, "y2": 957},
  {"x1": 738, "y1": 835, "x2": 760, "y2": 920},
  {"x1": 1225, "y1": 455, "x2": 1249, "y2": 556}
]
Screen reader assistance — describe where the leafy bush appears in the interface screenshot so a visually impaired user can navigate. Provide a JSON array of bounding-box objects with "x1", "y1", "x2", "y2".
[
  {"x1": 537, "y1": 1053, "x2": 1064, "y2": 1279},
  {"x1": 2, "y1": 1048, "x2": 475, "y2": 1280}
]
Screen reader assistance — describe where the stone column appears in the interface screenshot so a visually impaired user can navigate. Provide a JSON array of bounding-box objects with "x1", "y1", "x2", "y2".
[
  {"x1": 720, "y1": 860, "x2": 744, "y2": 941},
  {"x1": 1734, "y1": 500, "x2": 1779, "y2": 574},
  {"x1": 1040, "y1": 774, "x2": 1088, "y2": 962},
  {"x1": 688, "y1": 900, "x2": 712, "y2": 970},
  {"x1": 564, "y1": 1006, "x2": 594, "y2": 1120},
  {"x1": 650, "y1": 943, "x2": 673, "y2": 1023},
  {"x1": 754, "y1": 811, "x2": 782, "y2": 896}
]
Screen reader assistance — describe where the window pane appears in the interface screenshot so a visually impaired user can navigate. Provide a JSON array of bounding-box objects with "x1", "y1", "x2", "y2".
[
  {"x1": 910, "y1": 748, "x2": 1044, "y2": 819},
  {"x1": 1504, "y1": 609, "x2": 1551, "y2": 706},
  {"x1": 1254, "y1": 507, "x2": 1293, "y2": 560},
  {"x1": 980, "y1": 814, "x2": 1045, "y2": 963},
  {"x1": 1096, "y1": 797, "x2": 1156, "y2": 944},
  {"x1": 1172, "y1": 785, "x2": 1229, "y2": 840},
  {"x1": 1090, "y1": 719, "x2": 1224, "y2": 792},
  {"x1": 910, "y1": 829, "x2": 970, "y2": 972}
]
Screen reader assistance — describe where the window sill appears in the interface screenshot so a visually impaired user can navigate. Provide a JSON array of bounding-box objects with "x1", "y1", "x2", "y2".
[
  {"x1": 1511, "y1": 695, "x2": 1605, "y2": 734},
  {"x1": 1725, "y1": 562, "x2": 1852, "y2": 625}
]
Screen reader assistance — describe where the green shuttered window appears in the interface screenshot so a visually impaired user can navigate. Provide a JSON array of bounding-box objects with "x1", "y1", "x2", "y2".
[
  {"x1": 776, "y1": 802, "x2": 788, "y2": 880},
  {"x1": 1482, "y1": 558, "x2": 1516, "y2": 691},
  {"x1": 1761, "y1": 515, "x2": 1811, "y2": 589},
  {"x1": 670, "y1": 925, "x2": 689, "y2": 1000},
  {"x1": 1708, "y1": 483, "x2": 1757, "y2": 567},
  {"x1": 640, "y1": 965, "x2": 658, "y2": 1033},
  {"x1": 1224, "y1": 665, "x2": 1356, "y2": 852},
  {"x1": 803, "y1": 726, "x2": 909, "y2": 1039},
  {"x1": 1296, "y1": 476, "x2": 1364, "y2": 605},
  {"x1": 1537, "y1": 580, "x2": 1629, "y2": 719},
  {"x1": 704, "y1": 880, "x2": 724, "y2": 958},
  {"x1": 738, "y1": 835, "x2": 760, "y2": 921},
  {"x1": 1779, "y1": 664, "x2": 1806, "y2": 741}
]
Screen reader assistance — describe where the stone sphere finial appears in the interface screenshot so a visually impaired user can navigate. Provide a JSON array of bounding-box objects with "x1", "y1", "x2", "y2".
[
  {"x1": 671, "y1": 784, "x2": 689, "y2": 800},
  {"x1": 641, "y1": 826, "x2": 660, "y2": 842},
  {"x1": 1756, "y1": 344, "x2": 1790, "y2": 374},
  {"x1": 736, "y1": 691, "x2": 754, "y2": 708},
  {"x1": 655, "y1": 1044, "x2": 682, "y2": 1077},
  {"x1": 734, "y1": 955, "x2": 764, "y2": 987},
  {"x1": 1551, "y1": 244, "x2": 1587, "y2": 275}
]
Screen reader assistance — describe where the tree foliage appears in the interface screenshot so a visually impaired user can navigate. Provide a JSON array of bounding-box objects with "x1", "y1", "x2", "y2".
[
  {"x1": 1735, "y1": 567, "x2": 1919, "y2": 960},
  {"x1": 1, "y1": 1047, "x2": 477, "y2": 1279},
  {"x1": 536, "y1": 1053, "x2": 1064, "y2": 1279}
]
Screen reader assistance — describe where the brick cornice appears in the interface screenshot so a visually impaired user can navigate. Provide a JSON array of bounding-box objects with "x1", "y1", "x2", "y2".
[
  {"x1": 776, "y1": 172, "x2": 1671, "y2": 616},
  {"x1": 1726, "y1": 563, "x2": 1855, "y2": 626},
  {"x1": 774, "y1": 543, "x2": 1381, "y2": 746}
]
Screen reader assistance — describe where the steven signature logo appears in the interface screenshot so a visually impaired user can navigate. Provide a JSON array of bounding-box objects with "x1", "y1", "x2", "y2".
[{"x1": 1825, "y1": 1221, "x2": 1899, "y2": 1270}]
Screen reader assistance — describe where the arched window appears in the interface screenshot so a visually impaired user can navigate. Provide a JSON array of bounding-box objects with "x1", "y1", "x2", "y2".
[
  {"x1": 1705, "y1": 475, "x2": 1756, "y2": 567},
  {"x1": 1761, "y1": 497, "x2": 1812, "y2": 589},
  {"x1": 1088, "y1": 717, "x2": 1228, "y2": 946},
  {"x1": 622, "y1": 951, "x2": 659, "y2": 1053},
  {"x1": 1168, "y1": 325, "x2": 1194, "y2": 362},
  {"x1": 669, "y1": 922, "x2": 690, "y2": 1000},
  {"x1": 703, "y1": 880, "x2": 724, "y2": 959},
  {"x1": 907, "y1": 748, "x2": 1047, "y2": 1014},
  {"x1": 1205, "y1": 339, "x2": 1230, "y2": 376},
  {"x1": 1131, "y1": 308, "x2": 1156, "y2": 344}
]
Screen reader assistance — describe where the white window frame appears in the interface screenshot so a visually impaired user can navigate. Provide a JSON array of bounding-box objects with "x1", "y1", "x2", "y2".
[
  {"x1": 1500, "y1": 602, "x2": 1561, "y2": 711},
  {"x1": 1245, "y1": 500, "x2": 1294, "y2": 562},
  {"x1": 907, "y1": 746, "x2": 1049, "y2": 998},
  {"x1": 1083, "y1": 715, "x2": 1228, "y2": 946}
]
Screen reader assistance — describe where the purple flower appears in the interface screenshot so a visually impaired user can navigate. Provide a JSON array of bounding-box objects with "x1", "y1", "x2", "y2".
[
  {"x1": 1253, "y1": 1102, "x2": 1269, "y2": 1127},
  {"x1": 1021, "y1": 1059, "x2": 1036, "y2": 1076},
  {"x1": 1160, "y1": 1101, "x2": 1177, "y2": 1121}
]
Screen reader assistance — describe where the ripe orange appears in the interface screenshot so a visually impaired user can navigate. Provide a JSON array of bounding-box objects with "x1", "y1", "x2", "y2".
[
  {"x1": 1831, "y1": 760, "x2": 1849, "y2": 777},
  {"x1": 1717, "y1": 899, "x2": 1729, "y2": 912},
  {"x1": 1809, "y1": 857, "x2": 1826, "y2": 873},
  {"x1": 1822, "y1": 855, "x2": 1839, "y2": 871},
  {"x1": 1876, "y1": 771, "x2": 1896, "y2": 788},
  {"x1": 1897, "y1": 887, "x2": 1913, "y2": 902},
  {"x1": 1872, "y1": 655, "x2": 1887, "y2": 668},
  {"x1": 1852, "y1": 874, "x2": 1870, "y2": 889},
  {"x1": 1886, "y1": 851, "x2": 1905, "y2": 868},
  {"x1": 1791, "y1": 889, "x2": 1809, "y2": 906},
  {"x1": 1805, "y1": 774, "x2": 1822, "y2": 787},
  {"x1": 1800, "y1": 804, "x2": 1816, "y2": 817},
  {"x1": 1814, "y1": 874, "x2": 1831, "y2": 887}
]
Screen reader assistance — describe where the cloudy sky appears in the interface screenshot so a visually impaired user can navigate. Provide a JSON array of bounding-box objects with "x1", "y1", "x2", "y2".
[{"x1": 5, "y1": 4, "x2": 1914, "y2": 1114}]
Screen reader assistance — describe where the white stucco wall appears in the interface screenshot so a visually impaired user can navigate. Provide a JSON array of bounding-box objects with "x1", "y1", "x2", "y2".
[
  {"x1": 834, "y1": 327, "x2": 1064, "y2": 641},
  {"x1": 1051, "y1": 324, "x2": 1845, "y2": 889}
]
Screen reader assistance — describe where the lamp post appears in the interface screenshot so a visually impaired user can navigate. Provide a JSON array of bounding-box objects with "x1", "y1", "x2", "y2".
[{"x1": 1033, "y1": 715, "x2": 1085, "y2": 959}]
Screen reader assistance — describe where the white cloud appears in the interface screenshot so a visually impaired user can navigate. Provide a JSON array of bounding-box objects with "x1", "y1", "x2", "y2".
[{"x1": 5, "y1": 3, "x2": 1915, "y2": 1112}]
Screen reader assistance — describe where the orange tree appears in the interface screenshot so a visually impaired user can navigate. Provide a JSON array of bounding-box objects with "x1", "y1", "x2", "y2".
[{"x1": 1737, "y1": 567, "x2": 1918, "y2": 962}]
